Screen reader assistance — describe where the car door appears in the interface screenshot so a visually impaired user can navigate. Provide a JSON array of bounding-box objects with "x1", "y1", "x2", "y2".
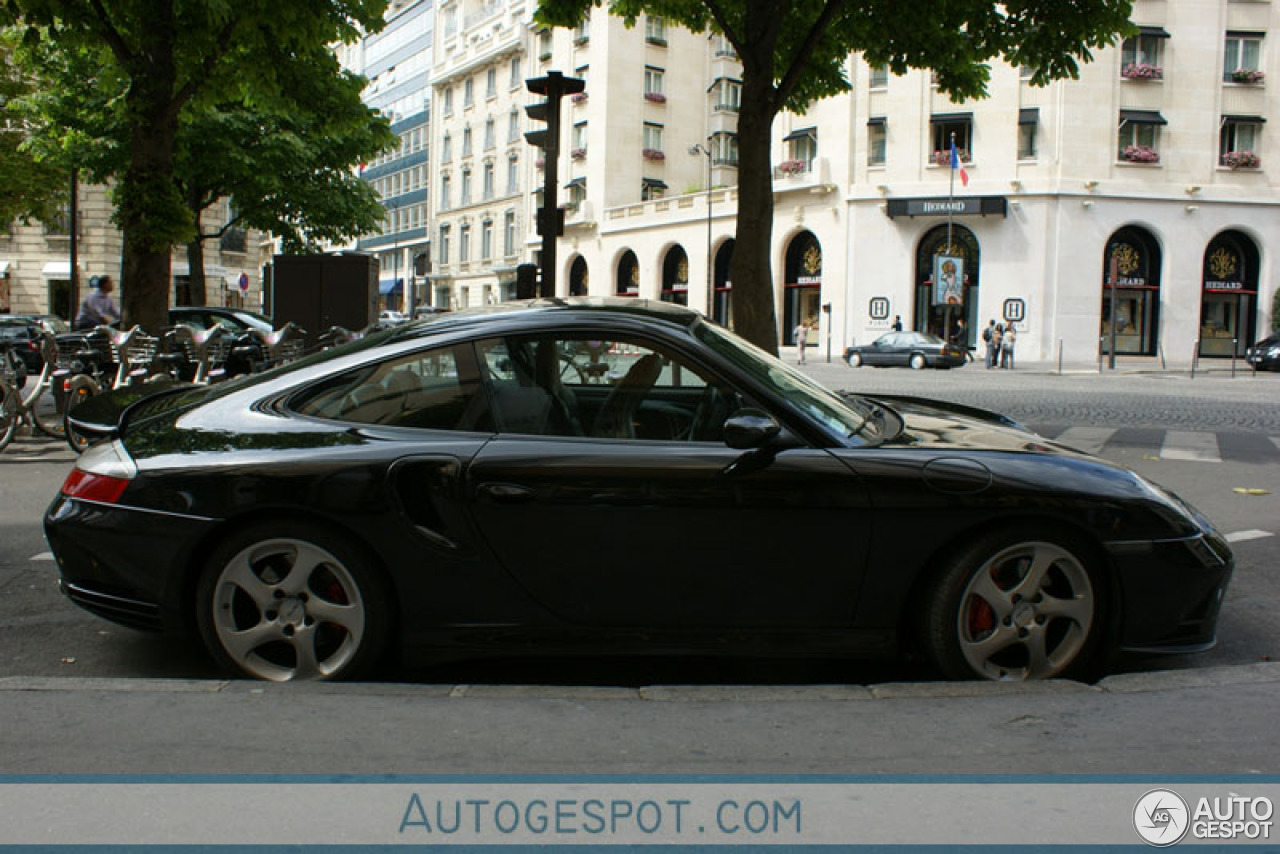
[
  {"x1": 863, "y1": 333, "x2": 896, "y2": 366},
  {"x1": 464, "y1": 330, "x2": 872, "y2": 630}
]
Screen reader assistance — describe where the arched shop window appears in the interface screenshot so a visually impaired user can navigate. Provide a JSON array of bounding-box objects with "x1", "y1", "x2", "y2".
[
  {"x1": 616, "y1": 250, "x2": 639, "y2": 296},
  {"x1": 783, "y1": 231, "x2": 822, "y2": 346},
  {"x1": 1199, "y1": 230, "x2": 1260, "y2": 358},
  {"x1": 713, "y1": 239, "x2": 735, "y2": 327},
  {"x1": 915, "y1": 224, "x2": 979, "y2": 346},
  {"x1": 569, "y1": 256, "x2": 589, "y2": 297},
  {"x1": 661, "y1": 245, "x2": 689, "y2": 305},
  {"x1": 1100, "y1": 226, "x2": 1161, "y2": 357}
]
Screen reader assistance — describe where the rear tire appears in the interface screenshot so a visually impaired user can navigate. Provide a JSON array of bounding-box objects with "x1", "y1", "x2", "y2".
[
  {"x1": 920, "y1": 527, "x2": 1105, "y2": 681},
  {"x1": 0, "y1": 385, "x2": 18, "y2": 452},
  {"x1": 30, "y1": 384, "x2": 67, "y2": 439},
  {"x1": 195, "y1": 521, "x2": 393, "y2": 682},
  {"x1": 63, "y1": 375, "x2": 98, "y2": 454},
  {"x1": 909, "y1": 353, "x2": 927, "y2": 370}
]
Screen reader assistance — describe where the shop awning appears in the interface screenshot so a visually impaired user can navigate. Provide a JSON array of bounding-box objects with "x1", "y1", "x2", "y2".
[
  {"x1": 783, "y1": 126, "x2": 816, "y2": 141},
  {"x1": 1224, "y1": 114, "x2": 1267, "y2": 123},
  {"x1": 930, "y1": 112, "x2": 973, "y2": 124},
  {"x1": 379, "y1": 277, "x2": 403, "y2": 295},
  {"x1": 867, "y1": 116, "x2": 887, "y2": 127},
  {"x1": 1120, "y1": 109, "x2": 1167, "y2": 125},
  {"x1": 1137, "y1": 25, "x2": 1170, "y2": 38},
  {"x1": 641, "y1": 178, "x2": 668, "y2": 189},
  {"x1": 564, "y1": 177, "x2": 586, "y2": 190},
  {"x1": 41, "y1": 261, "x2": 72, "y2": 277},
  {"x1": 1019, "y1": 108, "x2": 1039, "y2": 125}
]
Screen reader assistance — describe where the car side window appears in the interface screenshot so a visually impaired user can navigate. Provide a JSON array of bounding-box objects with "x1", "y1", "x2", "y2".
[
  {"x1": 475, "y1": 334, "x2": 743, "y2": 442},
  {"x1": 289, "y1": 344, "x2": 486, "y2": 431}
]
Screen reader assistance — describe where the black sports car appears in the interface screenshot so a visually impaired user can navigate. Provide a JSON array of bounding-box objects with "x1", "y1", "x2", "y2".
[
  {"x1": 844, "y1": 330, "x2": 967, "y2": 369},
  {"x1": 46, "y1": 299, "x2": 1233, "y2": 682},
  {"x1": 1245, "y1": 331, "x2": 1280, "y2": 372}
]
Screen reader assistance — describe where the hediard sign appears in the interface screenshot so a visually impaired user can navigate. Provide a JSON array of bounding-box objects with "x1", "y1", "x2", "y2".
[{"x1": 885, "y1": 197, "x2": 1008, "y2": 219}]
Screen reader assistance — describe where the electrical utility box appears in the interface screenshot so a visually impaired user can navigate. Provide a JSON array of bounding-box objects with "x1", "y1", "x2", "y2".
[{"x1": 266, "y1": 252, "x2": 378, "y2": 345}]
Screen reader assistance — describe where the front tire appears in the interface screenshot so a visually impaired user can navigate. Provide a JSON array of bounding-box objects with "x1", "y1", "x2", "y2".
[
  {"x1": 63, "y1": 375, "x2": 99, "y2": 454},
  {"x1": 195, "y1": 521, "x2": 393, "y2": 682},
  {"x1": 0, "y1": 385, "x2": 18, "y2": 452},
  {"x1": 847, "y1": 352, "x2": 862, "y2": 368},
  {"x1": 920, "y1": 528, "x2": 1105, "y2": 681}
]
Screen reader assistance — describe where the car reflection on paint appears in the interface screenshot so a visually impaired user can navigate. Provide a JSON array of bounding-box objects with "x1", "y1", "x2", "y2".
[
  {"x1": 46, "y1": 298, "x2": 1232, "y2": 683},
  {"x1": 843, "y1": 330, "x2": 967, "y2": 370}
]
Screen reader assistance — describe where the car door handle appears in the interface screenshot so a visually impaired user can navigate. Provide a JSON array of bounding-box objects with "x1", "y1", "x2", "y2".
[{"x1": 476, "y1": 482, "x2": 536, "y2": 504}]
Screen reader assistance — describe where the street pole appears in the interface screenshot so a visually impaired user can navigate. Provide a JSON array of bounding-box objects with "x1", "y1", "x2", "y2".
[
  {"x1": 69, "y1": 168, "x2": 79, "y2": 322},
  {"x1": 1107, "y1": 247, "x2": 1118, "y2": 370},
  {"x1": 689, "y1": 143, "x2": 713, "y2": 316}
]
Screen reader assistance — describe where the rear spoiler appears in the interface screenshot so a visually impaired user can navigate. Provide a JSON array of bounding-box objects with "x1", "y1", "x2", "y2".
[{"x1": 65, "y1": 378, "x2": 187, "y2": 443}]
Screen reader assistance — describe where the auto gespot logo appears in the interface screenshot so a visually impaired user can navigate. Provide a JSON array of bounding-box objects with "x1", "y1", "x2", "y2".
[{"x1": 1134, "y1": 789, "x2": 1274, "y2": 846}]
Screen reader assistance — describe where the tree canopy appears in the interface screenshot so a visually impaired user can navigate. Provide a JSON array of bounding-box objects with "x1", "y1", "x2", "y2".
[
  {"x1": 0, "y1": 29, "x2": 69, "y2": 225},
  {"x1": 537, "y1": 0, "x2": 1134, "y2": 353},
  {"x1": 3, "y1": 0, "x2": 389, "y2": 332}
]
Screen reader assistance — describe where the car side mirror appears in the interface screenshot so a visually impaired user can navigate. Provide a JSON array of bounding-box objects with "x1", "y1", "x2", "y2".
[{"x1": 723, "y1": 409, "x2": 781, "y2": 450}]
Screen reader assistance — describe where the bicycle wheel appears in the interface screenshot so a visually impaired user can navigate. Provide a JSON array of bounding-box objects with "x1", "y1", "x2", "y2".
[
  {"x1": 64, "y1": 375, "x2": 98, "y2": 454},
  {"x1": 29, "y1": 380, "x2": 67, "y2": 439},
  {"x1": 0, "y1": 384, "x2": 18, "y2": 452}
]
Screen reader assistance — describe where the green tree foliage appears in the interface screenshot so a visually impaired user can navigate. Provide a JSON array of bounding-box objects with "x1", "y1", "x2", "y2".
[
  {"x1": 3, "y1": 0, "x2": 388, "y2": 332},
  {"x1": 537, "y1": 0, "x2": 1134, "y2": 353},
  {"x1": 0, "y1": 29, "x2": 69, "y2": 225}
]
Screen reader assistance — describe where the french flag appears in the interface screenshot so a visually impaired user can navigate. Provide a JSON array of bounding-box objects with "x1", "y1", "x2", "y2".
[{"x1": 950, "y1": 142, "x2": 969, "y2": 187}]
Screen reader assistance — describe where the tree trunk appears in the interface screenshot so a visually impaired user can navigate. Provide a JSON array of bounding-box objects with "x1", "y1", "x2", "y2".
[
  {"x1": 186, "y1": 232, "x2": 208, "y2": 306},
  {"x1": 117, "y1": 19, "x2": 180, "y2": 334},
  {"x1": 728, "y1": 20, "x2": 780, "y2": 354}
]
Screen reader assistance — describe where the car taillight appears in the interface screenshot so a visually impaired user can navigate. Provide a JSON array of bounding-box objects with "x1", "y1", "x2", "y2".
[{"x1": 60, "y1": 440, "x2": 137, "y2": 504}]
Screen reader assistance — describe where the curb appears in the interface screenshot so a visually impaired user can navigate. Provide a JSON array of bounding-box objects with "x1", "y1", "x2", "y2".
[{"x1": 1, "y1": 662, "x2": 1276, "y2": 701}]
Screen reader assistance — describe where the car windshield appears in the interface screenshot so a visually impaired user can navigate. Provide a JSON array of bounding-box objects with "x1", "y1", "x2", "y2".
[{"x1": 694, "y1": 319, "x2": 880, "y2": 442}]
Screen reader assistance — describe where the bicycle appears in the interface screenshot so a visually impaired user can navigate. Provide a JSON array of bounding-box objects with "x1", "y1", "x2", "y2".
[
  {"x1": 63, "y1": 325, "x2": 160, "y2": 453},
  {"x1": 0, "y1": 331, "x2": 70, "y2": 452}
]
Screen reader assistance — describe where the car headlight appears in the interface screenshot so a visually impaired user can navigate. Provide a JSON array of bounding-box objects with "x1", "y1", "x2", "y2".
[
  {"x1": 1268, "y1": 346, "x2": 1280, "y2": 357},
  {"x1": 1135, "y1": 474, "x2": 1212, "y2": 535}
]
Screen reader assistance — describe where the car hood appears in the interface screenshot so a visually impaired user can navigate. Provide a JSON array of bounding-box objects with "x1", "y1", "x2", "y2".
[{"x1": 859, "y1": 393, "x2": 1083, "y2": 456}]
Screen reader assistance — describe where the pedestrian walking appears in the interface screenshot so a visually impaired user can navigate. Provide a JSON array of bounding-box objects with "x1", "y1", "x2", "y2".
[
  {"x1": 793, "y1": 318, "x2": 810, "y2": 364},
  {"x1": 1000, "y1": 323, "x2": 1017, "y2": 369},
  {"x1": 982, "y1": 319, "x2": 996, "y2": 368},
  {"x1": 992, "y1": 323, "x2": 1005, "y2": 368},
  {"x1": 75, "y1": 275, "x2": 121, "y2": 331}
]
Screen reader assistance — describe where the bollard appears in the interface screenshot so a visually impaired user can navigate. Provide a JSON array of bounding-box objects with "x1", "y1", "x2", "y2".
[
  {"x1": 1191, "y1": 339, "x2": 1198, "y2": 380},
  {"x1": 1231, "y1": 338, "x2": 1237, "y2": 378},
  {"x1": 1058, "y1": 339, "x2": 1064, "y2": 375}
]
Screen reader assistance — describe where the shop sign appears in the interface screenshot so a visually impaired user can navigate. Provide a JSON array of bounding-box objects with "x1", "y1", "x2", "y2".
[{"x1": 885, "y1": 196, "x2": 1008, "y2": 219}]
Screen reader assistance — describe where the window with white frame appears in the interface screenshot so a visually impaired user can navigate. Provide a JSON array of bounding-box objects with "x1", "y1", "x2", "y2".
[
  {"x1": 460, "y1": 223, "x2": 471, "y2": 262},
  {"x1": 462, "y1": 126, "x2": 472, "y2": 156},
  {"x1": 785, "y1": 128, "x2": 818, "y2": 167},
  {"x1": 572, "y1": 121, "x2": 587, "y2": 155},
  {"x1": 482, "y1": 219, "x2": 493, "y2": 259},
  {"x1": 1018, "y1": 108, "x2": 1039, "y2": 160},
  {"x1": 507, "y1": 153, "x2": 520, "y2": 194},
  {"x1": 712, "y1": 77, "x2": 741, "y2": 112},
  {"x1": 1220, "y1": 116, "x2": 1263, "y2": 167},
  {"x1": 643, "y1": 122, "x2": 664, "y2": 153},
  {"x1": 483, "y1": 162, "x2": 494, "y2": 199},
  {"x1": 641, "y1": 178, "x2": 666, "y2": 200},
  {"x1": 929, "y1": 116, "x2": 970, "y2": 161},
  {"x1": 464, "y1": 76, "x2": 474, "y2": 107},
  {"x1": 504, "y1": 209, "x2": 517, "y2": 256},
  {"x1": 1224, "y1": 32, "x2": 1264, "y2": 82},
  {"x1": 1117, "y1": 111, "x2": 1164, "y2": 162},
  {"x1": 486, "y1": 68, "x2": 496, "y2": 99},
  {"x1": 508, "y1": 108, "x2": 520, "y2": 143},
  {"x1": 461, "y1": 168, "x2": 472, "y2": 204},
  {"x1": 440, "y1": 174, "x2": 451, "y2": 209},
  {"x1": 711, "y1": 131, "x2": 738, "y2": 166},
  {"x1": 867, "y1": 118, "x2": 886, "y2": 166},
  {"x1": 712, "y1": 34, "x2": 736, "y2": 58},
  {"x1": 574, "y1": 17, "x2": 589, "y2": 44},
  {"x1": 509, "y1": 56, "x2": 522, "y2": 89},
  {"x1": 645, "y1": 16, "x2": 666, "y2": 45},
  {"x1": 1121, "y1": 29, "x2": 1166, "y2": 77},
  {"x1": 442, "y1": 133, "x2": 452, "y2": 162},
  {"x1": 438, "y1": 224, "x2": 450, "y2": 264},
  {"x1": 485, "y1": 118, "x2": 495, "y2": 150},
  {"x1": 443, "y1": 87, "x2": 453, "y2": 116},
  {"x1": 644, "y1": 66, "x2": 665, "y2": 97},
  {"x1": 869, "y1": 64, "x2": 889, "y2": 88}
]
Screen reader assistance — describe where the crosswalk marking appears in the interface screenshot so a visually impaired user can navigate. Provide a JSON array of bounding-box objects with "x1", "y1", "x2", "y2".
[
  {"x1": 29, "y1": 552, "x2": 54, "y2": 561},
  {"x1": 1161, "y1": 431, "x2": 1222, "y2": 462},
  {"x1": 1052, "y1": 427, "x2": 1116, "y2": 455},
  {"x1": 1272, "y1": 437, "x2": 1280, "y2": 454}
]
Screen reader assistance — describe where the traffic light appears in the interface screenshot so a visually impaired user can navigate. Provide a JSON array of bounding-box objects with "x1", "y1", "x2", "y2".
[{"x1": 525, "y1": 71, "x2": 584, "y2": 297}]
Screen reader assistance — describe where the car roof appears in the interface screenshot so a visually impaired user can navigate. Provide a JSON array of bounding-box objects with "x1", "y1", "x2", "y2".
[{"x1": 382, "y1": 297, "x2": 702, "y2": 343}]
